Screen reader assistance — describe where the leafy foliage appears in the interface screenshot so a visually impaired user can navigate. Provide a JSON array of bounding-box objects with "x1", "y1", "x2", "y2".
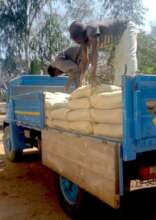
[
  {"x1": 102, "y1": 0, "x2": 146, "y2": 25},
  {"x1": 64, "y1": 0, "x2": 95, "y2": 22},
  {"x1": 30, "y1": 12, "x2": 69, "y2": 63},
  {"x1": 137, "y1": 32, "x2": 156, "y2": 74},
  {"x1": 0, "y1": 0, "x2": 50, "y2": 74},
  {"x1": 151, "y1": 22, "x2": 156, "y2": 38}
]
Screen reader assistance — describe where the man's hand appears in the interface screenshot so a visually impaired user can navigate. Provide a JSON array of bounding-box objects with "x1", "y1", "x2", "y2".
[
  {"x1": 64, "y1": 86, "x2": 68, "y2": 93},
  {"x1": 79, "y1": 72, "x2": 85, "y2": 87},
  {"x1": 64, "y1": 76, "x2": 74, "y2": 92},
  {"x1": 91, "y1": 75, "x2": 96, "y2": 87},
  {"x1": 79, "y1": 45, "x2": 89, "y2": 87},
  {"x1": 90, "y1": 37, "x2": 97, "y2": 87}
]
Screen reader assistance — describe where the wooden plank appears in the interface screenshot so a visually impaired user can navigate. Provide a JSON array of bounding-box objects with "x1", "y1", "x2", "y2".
[{"x1": 42, "y1": 129, "x2": 120, "y2": 208}]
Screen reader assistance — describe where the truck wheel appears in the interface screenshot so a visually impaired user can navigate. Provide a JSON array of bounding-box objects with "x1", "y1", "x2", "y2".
[
  {"x1": 3, "y1": 126, "x2": 22, "y2": 162},
  {"x1": 57, "y1": 175, "x2": 83, "y2": 217}
]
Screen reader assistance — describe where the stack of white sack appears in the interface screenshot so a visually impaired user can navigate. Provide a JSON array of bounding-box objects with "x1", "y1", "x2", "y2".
[
  {"x1": 67, "y1": 93, "x2": 92, "y2": 135},
  {"x1": 44, "y1": 84, "x2": 122, "y2": 138},
  {"x1": 44, "y1": 92, "x2": 70, "y2": 130},
  {"x1": 90, "y1": 89, "x2": 122, "y2": 138},
  {"x1": 45, "y1": 91, "x2": 92, "y2": 134},
  {"x1": 68, "y1": 84, "x2": 122, "y2": 137}
]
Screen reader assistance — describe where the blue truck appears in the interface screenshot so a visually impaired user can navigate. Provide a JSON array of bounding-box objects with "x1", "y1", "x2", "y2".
[{"x1": 3, "y1": 74, "x2": 156, "y2": 217}]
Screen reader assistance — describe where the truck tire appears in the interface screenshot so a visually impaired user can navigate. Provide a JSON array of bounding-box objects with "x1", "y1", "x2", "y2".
[
  {"x1": 3, "y1": 126, "x2": 22, "y2": 162},
  {"x1": 57, "y1": 175, "x2": 84, "y2": 217}
]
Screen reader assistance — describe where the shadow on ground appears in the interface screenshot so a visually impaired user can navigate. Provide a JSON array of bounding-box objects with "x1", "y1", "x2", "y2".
[{"x1": 74, "y1": 187, "x2": 156, "y2": 220}]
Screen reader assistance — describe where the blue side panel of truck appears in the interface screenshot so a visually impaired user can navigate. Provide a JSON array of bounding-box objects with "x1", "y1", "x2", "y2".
[
  {"x1": 8, "y1": 75, "x2": 69, "y2": 97},
  {"x1": 123, "y1": 75, "x2": 156, "y2": 161},
  {"x1": 11, "y1": 92, "x2": 44, "y2": 130},
  {"x1": 6, "y1": 75, "x2": 68, "y2": 129}
]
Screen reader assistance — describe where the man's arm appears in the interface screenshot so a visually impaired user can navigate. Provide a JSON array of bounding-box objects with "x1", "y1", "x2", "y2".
[
  {"x1": 90, "y1": 38, "x2": 97, "y2": 86},
  {"x1": 64, "y1": 75, "x2": 75, "y2": 92},
  {"x1": 79, "y1": 45, "x2": 88, "y2": 86}
]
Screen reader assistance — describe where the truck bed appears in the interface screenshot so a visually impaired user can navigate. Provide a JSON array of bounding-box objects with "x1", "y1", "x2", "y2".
[{"x1": 9, "y1": 74, "x2": 156, "y2": 161}]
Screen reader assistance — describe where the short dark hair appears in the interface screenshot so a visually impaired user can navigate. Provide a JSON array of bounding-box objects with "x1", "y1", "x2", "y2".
[
  {"x1": 69, "y1": 21, "x2": 86, "y2": 42},
  {"x1": 47, "y1": 65, "x2": 56, "y2": 77}
]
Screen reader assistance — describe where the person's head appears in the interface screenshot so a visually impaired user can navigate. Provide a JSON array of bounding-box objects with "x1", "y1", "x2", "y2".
[
  {"x1": 47, "y1": 65, "x2": 63, "y2": 77},
  {"x1": 69, "y1": 21, "x2": 87, "y2": 45}
]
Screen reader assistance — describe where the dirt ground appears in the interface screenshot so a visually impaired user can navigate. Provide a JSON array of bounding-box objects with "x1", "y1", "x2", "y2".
[
  {"x1": 0, "y1": 131, "x2": 70, "y2": 220},
  {"x1": 1, "y1": 129, "x2": 156, "y2": 220}
]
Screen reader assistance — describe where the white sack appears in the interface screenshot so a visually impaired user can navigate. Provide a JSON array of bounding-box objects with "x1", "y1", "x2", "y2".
[
  {"x1": 68, "y1": 98, "x2": 91, "y2": 110},
  {"x1": 90, "y1": 108, "x2": 122, "y2": 124},
  {"x1": 90, "y1": 90, "x2": 122, "y2": 109},
  {"x1": 70, "y1": 121, "x2": 93, "y2": 135},
  {"x1": 93, "y1": 123, "x2": 122, "y2": 138},
  {"x1": 67, "y1": 109, "x2": 91, "y2": 121},
  {"x1": 45, "y1": 108, "x2": 69, "y2": 121},
  {"x1": 71, "y1": 84, "x2": 121, "y2": 99},
  {"x1": 44, "y1": 92, "x2": 70, "y2": 110}
]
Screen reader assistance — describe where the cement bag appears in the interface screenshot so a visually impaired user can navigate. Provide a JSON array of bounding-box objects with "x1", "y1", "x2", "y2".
[
  {"x1": 71, "y1": 85, "x2": 92, "y2": 99},
  {"x1": 46, "y1": 108, "x2": 69, "y2": 121},
  {"x1": 67, "y1": 109, "x2": 91, "y2": 121},
  {"x1": 70, "y1": 121, "x2": 93, "y2": 135},
  {"x1": 71, "y1": 84, "x2": 121, "y2": 99},
  {"x1": 45, "y1": 92, "x2": 70, "y2": 100},
  {"x1": 68, "y1": 98, "x2": 90, "y2": 110},
  {"x1": 93, "y1": 123, "x2": 122, "y2": 138},
  {"x1": 90, "y1": 108, "x2": 122, "y2": 124},
  {"x1": 46, "y1": 120, "x2": 69, "y2": 130},
  {"x1": 92, "y1": 84, "x2": 121, "y2": 95},
  {"x1": 44, "y1": 92, "x2": 70, "y2": 110},
  {"x1": 45, "y1": 100, "x2": 68, "y2": 110},
  {"x1": 90, "y1": 90, "x2": 122, "y2": 109}
]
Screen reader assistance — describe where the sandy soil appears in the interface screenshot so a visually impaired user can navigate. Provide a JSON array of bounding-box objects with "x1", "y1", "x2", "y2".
[
  {"x1": 1, "y1": 129, "x2": 156, "y2": 220},
  {"x1": 0, "y1": 131, "x2": 70, "y2": 220}
]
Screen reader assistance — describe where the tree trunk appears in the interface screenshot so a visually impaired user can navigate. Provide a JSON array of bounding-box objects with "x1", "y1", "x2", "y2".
[{"x1": 24, "y1": 33, "x2": 30, "y2": 72}]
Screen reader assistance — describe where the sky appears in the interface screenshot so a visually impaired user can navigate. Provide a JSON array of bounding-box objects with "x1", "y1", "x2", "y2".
[
  {"x1": 143, "y1": 0, "x2": 156, "y2": 32},
  {"x1": 52, "y1": 0, "x2": 156, "y2": 33}
]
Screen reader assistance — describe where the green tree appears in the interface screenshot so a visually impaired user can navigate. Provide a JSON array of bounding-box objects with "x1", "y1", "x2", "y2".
[
  {"x1": 31, "y1": 12, "x2": 69, "y2": 63},
  {"x1": 0, "y1": 0, "x2": 50, "y2": 72},
  {"x1": 101, "y1": 0, "x2": 146, "y2": 25},
  {"x1": 137, "y1": 32, "x2": 156, "y2": 73},
  {"x1": 1, "y1": 50, "x2": 17, "y2": 75},
  {"x1": 151, "y1": 22, "x2": 156, "y2": 37},
  {"x1": 64, "y1": 0, "x2": 95, "y2": 22}
]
